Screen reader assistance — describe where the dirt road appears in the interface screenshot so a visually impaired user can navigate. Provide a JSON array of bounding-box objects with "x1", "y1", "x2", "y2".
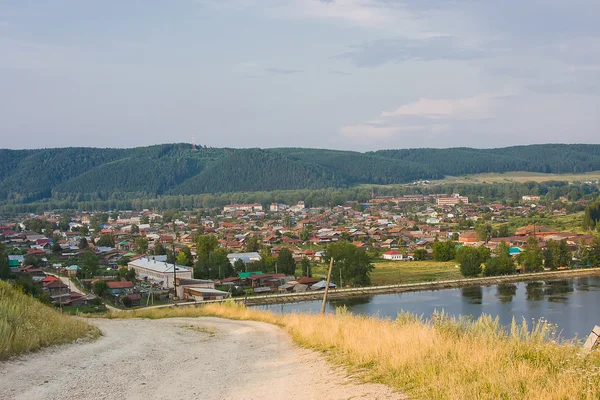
[{"x1": 0, "y1": 318, "x2": 403, "y2": 400}]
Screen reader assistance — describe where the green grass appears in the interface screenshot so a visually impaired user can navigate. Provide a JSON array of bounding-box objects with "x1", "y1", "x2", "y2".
[
  {"x1": 441, "y1": 171, "x2": 600, "y2": 184},
  {"x1": 0, "y1": 280, "x2": 99, "y2": 360},
  {"x1": 311, "y1": 260, "x2": 462, "y2": 286},
  {"x1": 504, "y1": 212, "x2": 586, "y2": 234},
  {"x1": 59, "y1": 304, "x2": 107, "y2": 315}
]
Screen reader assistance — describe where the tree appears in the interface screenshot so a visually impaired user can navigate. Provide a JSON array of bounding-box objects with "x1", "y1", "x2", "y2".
[
  {"x1": 325, "y1": 241, "x2": 374, "y2": 287},
  {"x1": 456, "y1": 246, "x2": 489, "y2": 277},
  {"x1": 432, "y1": 241, "x2": 457, "y2": 261},
  {"x1": 234, "y1": 258, "x2": 246, "y2": 273},
  {"x1": 0, "y1": 243, "x2": 9, "y2": 280},
  {"x1": 93, "y1": 280, "x2": 108, "y2": 296},
  {"x1": 24, "y1": 254, "x2": 43, "y2": 268},
  {"x1": 96, "y1": 234, "x2": 115, "y2": 248},
  {"x1": 125, "y1": 268, "x2": 136, "y2": 281},
  {"x1": 197, "y1": 235, "x2": 219, "y2": 258},
  {"x1": 300, "y1": 257, "x2": 311, "y2": 277},
  {"x1": 135, "y1": 237, "x2": 148, "y2": 254},
  {"x1": 154, "y1": 241, "x2": 166, "y2": 255},
  {"x1": 179, "y1": 246, "x2": 193, "y2": 266},
  {"x1": 278, "y1": 248, "x2": 296, "y2": 276},
  {"x1": 194, "y1": 253, "x2": 210, "y2": 279},
  {"x1": 300, "y1": 228, "x2": 310, "y2": 242},
  {"x1": 140, "y1": 215, "x2": 150, "y2": 224},
  {"x1": 413, "y1": 249, "x2": 427, "y2": 261},
  {"x1": 79, "y1": 237, "x2": 89, "y2": 250},
  {"x1": 475, "y1": 223, "x2": 492, "y2": 243},
  {"x1": 484, "y1": 241, "x2": 515, "y2": 276},
  {"x1": 244, "y1": 236, "x2": 260, "y2": 252},
  {"x1": 583, "y1": 200, "x2": 600, "y2": 231},
  {"x1": 209, "y1": 248, "x2": 233, "y2": 279},
  {"x1": 131, "y1": 224, "x2": 139, "y2": 234},
  {"x1": 52, "y1": 241, "x2": 63, "y2": 254},
  {"x1": 517, "y1": 237, "x2": 544, "y2": 272},
  {"x1": 80, "y1": 251, "x2": 100, "y2": 279},
  {"x1": 544, "y1": 239, "x2": 559, "y2": 270},
  {"x1": 497, "y1": 224, "x2": 510, "y2": 238},
  {"x1": 176, "y1": 251, "x2": 189, "y2": 267}
]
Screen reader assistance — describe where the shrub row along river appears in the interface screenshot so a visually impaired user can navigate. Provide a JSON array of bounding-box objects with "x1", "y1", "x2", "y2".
[{"x1": 256, "y1": 277, "x2": 600, "y2": 340}]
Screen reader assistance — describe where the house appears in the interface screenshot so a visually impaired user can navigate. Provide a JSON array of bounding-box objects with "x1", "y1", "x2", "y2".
[
  {"x1": 65, "y1": 265, "x2": 80, "y2": 277},
  {"x1": 128, "y1": 257, "x2": 192, "y2": 289},
  {"x1": 382, "y1": 251, "x2": 412, "y2": 261},
  {"x1": 515, "y1": 225, "x2": 559, "y2": 237},
  {"x1": 106, "y1": 280, "x2": 135, "y2": 296},
  {"x1": 159, "y1": 235, "x2": 174, "y2": 244},
  {"x1": 44, "y1": 280, "x2": 70, "y2": 303},
  {"x1": 459, "y1": 231, "x2": 479, "y2": 244},
  {"x1": 7, "y1": 255, "x2": 23, "y2": 273}
]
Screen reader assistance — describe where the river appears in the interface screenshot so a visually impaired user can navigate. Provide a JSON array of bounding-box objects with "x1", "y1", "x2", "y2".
[{"x1": 256, "y1": 277, "x2": 600, "y2": 340}]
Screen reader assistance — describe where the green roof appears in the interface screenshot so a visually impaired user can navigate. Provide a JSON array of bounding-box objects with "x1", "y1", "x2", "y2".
[
  {"x1": 123, "y1": 252, "x2": 136, "y2": 257},
  {"x1": 8, "y1": 260, "x2": 19, "y2": 267},
  {"x1": 238, "y1": 271, "x2": 263, "y2": 279}
]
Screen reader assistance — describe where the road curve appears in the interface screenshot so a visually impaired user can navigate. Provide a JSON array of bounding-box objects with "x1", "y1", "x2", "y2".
[{"x1": 0, "y1": 317, "x2": 403, "y2": 400}]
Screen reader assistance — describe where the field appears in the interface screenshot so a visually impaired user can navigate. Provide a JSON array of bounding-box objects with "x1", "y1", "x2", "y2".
[
  {"x1": 0, "y1": 281, "x2": 99, "y2": 359},
  {"x1": 99, "y1": 302, "x2": 600, "y2": 400},
  {"x1": 441, "y1": 171, "x2": 600, "y2": 184},
  {"x1": 503, "y1": 212, "x2": 586, "y2": 234},
  {"x1": 311, "y1": 260, "x2": 462, "y2": 286}
]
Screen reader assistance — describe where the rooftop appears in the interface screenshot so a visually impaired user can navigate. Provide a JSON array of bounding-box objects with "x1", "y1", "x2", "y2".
[{"x1": 128, "y1": 257, "x2": 190, "y2": 274}]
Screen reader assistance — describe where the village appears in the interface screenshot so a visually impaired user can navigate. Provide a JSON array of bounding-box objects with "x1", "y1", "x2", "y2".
[{"x1": 1, "y1": 192, "x2": 599, "y2": 312}]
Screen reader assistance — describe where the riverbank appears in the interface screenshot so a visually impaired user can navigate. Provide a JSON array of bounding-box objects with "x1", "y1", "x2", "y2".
[
  {"x1": 98, "y1": 301, "x2": 600, "y2": 399},
  {"x1": 212, "y1": 267, "x2": 600, "y2": 306}
]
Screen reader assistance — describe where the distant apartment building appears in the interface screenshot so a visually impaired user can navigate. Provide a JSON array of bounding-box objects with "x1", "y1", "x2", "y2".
[
  {"x1": 522, "y1": 195, "x2": 541, "y2": 201},
  {"x1": 436, "y1": 194, "x2": 469, "y2": 207},
  {"x1": 223, "y1": 203, "x2": 263, "y2": 213}
]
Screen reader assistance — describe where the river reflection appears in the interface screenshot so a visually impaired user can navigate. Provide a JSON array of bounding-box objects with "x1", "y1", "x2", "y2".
[{"x1": 256, "y1": 277, "x2": 600, "y2": 340}]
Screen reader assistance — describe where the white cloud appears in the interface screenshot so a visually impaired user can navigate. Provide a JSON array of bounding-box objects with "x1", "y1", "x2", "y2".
[
  {"x1": 380, "y1": 93, "x2": 495, "y2": 120},
  {"x1": 340, "y1": 123, "x2": 425, "y2": 139},
  {"x1": 202, "y1": 0, "x2": 441, "y2": 36}
]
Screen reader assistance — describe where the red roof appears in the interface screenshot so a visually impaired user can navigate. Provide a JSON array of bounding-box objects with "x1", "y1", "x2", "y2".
[
  {"x1": 384, "y1": 251, "x2": 402, "y2": 255},
  {"x1": 297, "y1": 276, "x2": 318, "y2": 285},
  {"x1": 106, "y1": 281, "x2": 134, "y2": 289},
  {"x1": 41, "y1": 275, "x2": 59, "y2": 284}
]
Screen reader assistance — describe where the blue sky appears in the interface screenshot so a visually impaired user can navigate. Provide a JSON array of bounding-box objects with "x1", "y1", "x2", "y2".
[{"x1": 1, "y1": 0, "x2": 599, "y2": 150}]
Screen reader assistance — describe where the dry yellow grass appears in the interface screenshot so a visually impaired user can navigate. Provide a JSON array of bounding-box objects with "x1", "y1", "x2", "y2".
[
  {"x1": 0, "y1": 281, "x2": 99, "y2": 360},
  {"x1": 101, "y1": 302, "x2": 600, "y2": 400}
]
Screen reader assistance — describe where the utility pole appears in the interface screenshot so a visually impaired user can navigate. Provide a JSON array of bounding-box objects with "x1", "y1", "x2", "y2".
[
  {"x1": 172, "y1": 244, "x2": 177, "y2": 300},
  {"x1": 320, "y1": 257, "x2": 334, "y2": 315}
]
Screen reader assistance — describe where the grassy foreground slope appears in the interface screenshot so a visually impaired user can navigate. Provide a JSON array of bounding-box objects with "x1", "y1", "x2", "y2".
[
  {"x1": 0, "y1": 281, "x2": 99, "y2": 360},
  {"x1": 102, "y1": 303, "x2": 600, "y2": 400}
]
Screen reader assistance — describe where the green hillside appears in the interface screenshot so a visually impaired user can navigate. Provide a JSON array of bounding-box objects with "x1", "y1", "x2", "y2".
[
  {"x1": 373, "y1": 144, "x2": 600, "y2": 175},
  {"x1": 1, "y1": 144, "x2": 600, "y2": 205}
]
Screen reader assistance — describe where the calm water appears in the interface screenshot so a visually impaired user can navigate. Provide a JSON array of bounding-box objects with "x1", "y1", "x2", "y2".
[{"x1": 257, "y1": 277, "x2": 600, "y2": 340}]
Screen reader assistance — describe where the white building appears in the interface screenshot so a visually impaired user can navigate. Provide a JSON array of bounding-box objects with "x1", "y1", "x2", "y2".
[
  {"x1": 223, "y1": 203, "x2": 263, "y2": 213},
  {"x1": 269, "y1": 203, "x2": 288, "y2": 212},
  {"x1": 128, "y1": 257, "x2": 192, "y2": 289},
  {"x1": 227, "y1": 252, "x2": 261, "y2": 266},
  {"x1": 382, "y1": 251, "x2": 412, "y2": 261},
  {"x1": 436, "y1": 194, "x2": 469, "y2": 206}
]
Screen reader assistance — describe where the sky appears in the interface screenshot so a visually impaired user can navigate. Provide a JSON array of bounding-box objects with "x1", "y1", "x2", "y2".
[{"x1": 1, "y1": 0, "x2": 599, "y2": 151}]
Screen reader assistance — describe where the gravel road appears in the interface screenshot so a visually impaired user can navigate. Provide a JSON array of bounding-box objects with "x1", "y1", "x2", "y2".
[{"x1": 0, "y1": 317, "x2": 403, "y2": 400}]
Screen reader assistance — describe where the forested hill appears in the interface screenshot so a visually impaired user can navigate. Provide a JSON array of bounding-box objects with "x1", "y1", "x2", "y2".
[{"x1": 1, "y1": 143, "x2": 600, "y2": 204}]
